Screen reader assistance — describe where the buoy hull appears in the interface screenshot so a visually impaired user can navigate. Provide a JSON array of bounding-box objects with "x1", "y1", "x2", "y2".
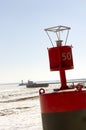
[{"x1": 39, "y1": 90, "x2": 86, "y2": 130}]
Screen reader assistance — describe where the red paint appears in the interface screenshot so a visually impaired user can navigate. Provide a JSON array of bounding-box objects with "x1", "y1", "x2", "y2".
[
  {"x1": 48, "y1": 46, "x2": 73, "y2": 71},
  {"x1": 40, "y1": 90, "x2": 86, "y2": 113},
  {"x1": 48, "y1": 45, "x2": 73, "y2": 89},
  {"x1": 59, "y1": 69, "x2": 67, "y2": 89}
]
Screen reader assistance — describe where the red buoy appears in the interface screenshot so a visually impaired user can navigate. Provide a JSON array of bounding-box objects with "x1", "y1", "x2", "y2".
[
  {"x1": 39, "y1": 87, "x2": 86, "y2": 130},
  {"x1": 39, "y1": 26, "x2": 86, "y2": 130}
]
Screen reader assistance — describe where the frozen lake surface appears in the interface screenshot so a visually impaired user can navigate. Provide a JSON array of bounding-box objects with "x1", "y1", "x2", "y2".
[
  {"x1": 0, "y1": 85, "x2": 44, "y2": 130},
  {"x1": 0, "y1": 83, "x2": 61, "y2": 130}
]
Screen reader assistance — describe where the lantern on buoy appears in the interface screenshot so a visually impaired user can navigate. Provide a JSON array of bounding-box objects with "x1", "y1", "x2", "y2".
[{"x1": 39, "y1": 25, "x2": 86, "y2": 130}]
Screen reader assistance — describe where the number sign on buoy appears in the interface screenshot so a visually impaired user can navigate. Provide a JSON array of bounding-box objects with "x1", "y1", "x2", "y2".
[{"x1": 48, "y1": 45, "x2": 73, "y2": 71}]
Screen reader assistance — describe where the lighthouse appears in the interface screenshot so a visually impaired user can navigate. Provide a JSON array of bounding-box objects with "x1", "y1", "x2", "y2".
[{"x1": 39, "y1": 25, "x2": 86, "y2": 130}]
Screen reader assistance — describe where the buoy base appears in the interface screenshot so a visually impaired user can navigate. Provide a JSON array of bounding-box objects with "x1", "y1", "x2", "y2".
[
  {"x1": 42, "y1": 109, "x2": 86, "y2": 130},
  {"x1": 39, "y1": 88, "x2": 86, "y2": 130}
]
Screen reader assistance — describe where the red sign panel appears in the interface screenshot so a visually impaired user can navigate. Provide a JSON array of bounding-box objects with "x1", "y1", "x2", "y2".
[{"x1": 48, "y1": 46, "x2": 73, "y2": 71}]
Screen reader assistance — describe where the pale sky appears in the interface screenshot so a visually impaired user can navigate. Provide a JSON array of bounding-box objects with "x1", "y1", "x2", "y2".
[{"x1": 0, "y1": 0, "x2": 86, "y2": 83}]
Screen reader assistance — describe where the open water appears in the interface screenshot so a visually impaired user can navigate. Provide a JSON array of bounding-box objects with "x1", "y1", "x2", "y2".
[{"x1": 0, "y1": 84, "x2": 59, "y2": 130}]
